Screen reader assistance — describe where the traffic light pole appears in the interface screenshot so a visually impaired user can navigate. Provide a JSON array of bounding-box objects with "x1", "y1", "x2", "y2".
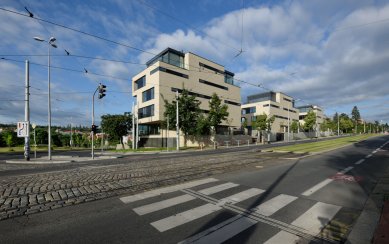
[{"x1": 91, "y1": 86, "x2": 99, "y2": 159}]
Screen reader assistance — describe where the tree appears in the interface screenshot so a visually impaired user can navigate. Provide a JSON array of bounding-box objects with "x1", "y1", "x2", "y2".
[
  {"x1": 208, "y1": 93, "x2": 229, "y2": 132},
  {"x1": 35, "y1": 128, "x2": 48, "y2": 145},
  {"x1": 304, "y1": 110, "x2": 316, "y2": 132},
  {"x1": 253, "y1": 113, "x2": 268, "y2": 131},
  {"x1": 164, "y1": 89, "x2": 202, "y2": 146},
  {"x1": 290, "y1": 121, "x2": 299, "y2": 133},
  {"x1": 101, "y1": 113, "x2": 132, "y2": 145},
  {"x1": 2, "y1": 130, "x2": 23, "y2": 147},
  {"x1": 351, "y1": 106, "x2": 361, "y2": 133}
]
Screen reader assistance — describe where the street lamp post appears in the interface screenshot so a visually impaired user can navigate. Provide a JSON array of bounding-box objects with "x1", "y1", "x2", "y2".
[{"x1": 33, "y1": 36, "x2": 57, "y2": 160}]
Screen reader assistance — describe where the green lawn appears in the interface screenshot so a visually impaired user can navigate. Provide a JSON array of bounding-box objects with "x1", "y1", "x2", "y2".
[
  {"x1": 272, "y1": 134, "x2": 379, "y2": 153},
  {"x1": 0, "y1": 146, "x2": 88, "y2": 153}
]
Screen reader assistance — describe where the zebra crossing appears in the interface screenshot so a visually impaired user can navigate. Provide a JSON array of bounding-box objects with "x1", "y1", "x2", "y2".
[{"x1": 119, "y1": 178, "x2": 344, "y2": 243}]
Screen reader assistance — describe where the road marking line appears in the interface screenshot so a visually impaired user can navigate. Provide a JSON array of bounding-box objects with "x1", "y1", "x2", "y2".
[
  {"x1": 302, "y1": 166, "x2": 354, "y2": 196},
  {"x1": 120, "y1": 178, "x2": 218, "y2": 204},
  {"x1": 151, "y1": 188, "x2": 263, "y2": 232},
  {"x1": 264, "y1": 202, "x2": 341, "y2": 244},
  {"x1": 340, "y1": 166, "x2": 353, "y2": 174},
  {"x1": 133, "y1": 183, "x2": 238, "y2": 215},
  {"x1": 178, "y1": 194, "x2": 297, "y2": 244},
  {"x1": 301, "y1": 179, "x2": 333, "y2": 196},
  {"x1": 355, "y1": 159, "x2": 365, "y2": 165},
  {"x1": 366, "y1": 154, "x2": 372, "y2": 158},
  {"x1": 198, "y1": 182, "x2": 239, "y2": 195}
]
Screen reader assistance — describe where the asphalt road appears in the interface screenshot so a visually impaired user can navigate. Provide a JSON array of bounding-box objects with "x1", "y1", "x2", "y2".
[
  {"x1": 0, "y1": 135, "x2": 347, "y2": 177},
  {"x1": 0, "y1": 135, "x2": 388, "y2": 243}
]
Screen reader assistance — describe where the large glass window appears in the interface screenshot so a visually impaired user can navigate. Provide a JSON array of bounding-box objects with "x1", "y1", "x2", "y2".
[
  {"x1": 142, "y1": 87, "x2": 154, "y2": 102},
  {"x1": 134, "y1": 76, "x2": 146, "y2": 90},
  {"x1": 242, "y1": 107, "x2": 256, "y2": 115},
  {"x1": 138, "y1": 104, "x2": 154, "y2": 119},
  {"x1": 224, "y1": 73, "x2": 234, "y2": 85}
]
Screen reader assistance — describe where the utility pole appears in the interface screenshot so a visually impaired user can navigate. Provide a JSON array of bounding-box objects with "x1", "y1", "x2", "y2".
[
  {"x1": 287, "y1": 102, "x2": 290, "y2": 142},
  {"x1": 136, "y1": 104, "x2": 139, "y2": 150},
  {"x1": 132, "y1": 102, "x2": 135, "y2": 150},
  {"x1": 176, "y1": 91, "x2": 180, "y2": 151},
  {"x1": 167, "y1": 114, "x2": 169, "y2": 152},
  {"x1": 24, "y1": 60, "x2": 30, "y2": 161},
  {"x1": 91, "y1": 86, "x2": 99, "y2": 159},
  {"x1": 337, "y1": 112, "x2": 340, "y2": 136}
]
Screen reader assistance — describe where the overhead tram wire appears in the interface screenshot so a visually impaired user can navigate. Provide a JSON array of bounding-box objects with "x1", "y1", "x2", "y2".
[
  {"x1": 0, "y1": 7, "x2": 157, "y2": 57},
  {"x1": 135, "y1": 0, "x2": 241, "y2": 53}
]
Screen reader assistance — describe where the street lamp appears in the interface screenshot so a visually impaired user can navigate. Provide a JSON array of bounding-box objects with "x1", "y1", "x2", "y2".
[{"x1": 33, "y1": 36, "x2": 57, "y2": 160}]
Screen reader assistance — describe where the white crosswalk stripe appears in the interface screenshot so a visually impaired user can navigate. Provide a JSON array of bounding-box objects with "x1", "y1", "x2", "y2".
[
  {"x1": 178, "y1": 194, "x2": 297, "y2": 244},
  {"x1": 264, "y1": 202, "x2": 341, "y2": 244},
  {"x1": 120, "y1": 179, "x2": 344, "y2": 243},
  {"x1": 150, "y1": 188, "x2": 264, "y2": 232},
  {"x1": 133, "y1": 182, "x2": 239, "y2": 215},
  {"x1": 120, "y1": 178, "x2": 218, "y2": 204}
]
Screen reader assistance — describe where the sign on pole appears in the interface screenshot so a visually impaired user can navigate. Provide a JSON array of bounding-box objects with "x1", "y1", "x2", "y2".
[{"x1": 17, "y1": 121, "x2": 29, "y2": 137}]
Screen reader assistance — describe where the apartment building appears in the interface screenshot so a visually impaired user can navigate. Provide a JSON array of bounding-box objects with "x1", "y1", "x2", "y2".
[
  {"x1": 297, "y1": 105, "x2": 324, "y2": 129},
  {"x1": 241, "y1": 92, "x2": 299, "y2": 137},
  {"x1": 132, "y1": 48, "x2": 241, "y2": 146}
]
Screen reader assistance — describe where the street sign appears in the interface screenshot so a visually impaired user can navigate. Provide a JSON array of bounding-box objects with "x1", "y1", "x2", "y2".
[
  {"x1": 17, "y1": 121, "x2": 29, "y2": 137},
  {"x1": 32, "y1": 123, "x2": 36, "y2": 129}
]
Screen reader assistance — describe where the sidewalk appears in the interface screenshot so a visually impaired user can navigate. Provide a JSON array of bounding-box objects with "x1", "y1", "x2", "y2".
[
  {"x1": 346, "y1": 165, "x2": 389, "y2": 244},
  {"x1": 5, "y1": 155, "x2": 120, "y2": 164}
]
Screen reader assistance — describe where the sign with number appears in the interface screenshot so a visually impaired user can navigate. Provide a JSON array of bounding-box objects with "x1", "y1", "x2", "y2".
[{"x1": 17, "y1": 121, "x2": 29, "y2": 137}]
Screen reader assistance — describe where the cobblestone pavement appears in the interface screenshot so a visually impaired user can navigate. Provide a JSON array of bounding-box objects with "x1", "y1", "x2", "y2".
[{"x1": 0, "y1": 150, "x2": 296, "y2": 221}]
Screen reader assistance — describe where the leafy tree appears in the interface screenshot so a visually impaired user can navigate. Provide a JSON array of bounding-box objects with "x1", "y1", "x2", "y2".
[
  {"x1": 35, "y1": 128, "x2": 48, "y2": 145},
  {"x1": 208, "y1": 93, "x2": 229, "y2": 132},
  {"x1": 290, "y1": 121, "x2": 299, "y2": 133},
  {"x1": 101, "y1": 112, "x2": 132, "y2": 145},
  {"x1": 339, "y1": 113, "x2": 353, "y2": 133},
  {"x1": 303, "y1": 110, "x2": 317, "y2": 132},
  {"x1": 0, "y1": 133, "x2": 5, "y2": 147},
  {"x1": 320, "y1": 118, "x2": 332, "y2": 131},
  {"x1": 2, "y1": 130, "x2": 23, "y2": 147},
  {"x1": 164, "y1": 89, "x2": 201, "y2": 146},
  {"x1": 253, "y1": 113, "x2": 268, "y2": 131},
  {"x1": 351, "y1": 106, "x2": 361, "y2": 133},
  {"x1": 196, "y1": 114, "x2": 211, "y2": 136}
]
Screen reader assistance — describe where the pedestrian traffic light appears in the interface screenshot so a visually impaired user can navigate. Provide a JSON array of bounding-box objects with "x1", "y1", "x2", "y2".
[
  {"x1": 91, "y1": 124, "x2": 98, "y2": 133},
  {"x1": 98, "y1": 84, "x2": 107, "y2": 99}
]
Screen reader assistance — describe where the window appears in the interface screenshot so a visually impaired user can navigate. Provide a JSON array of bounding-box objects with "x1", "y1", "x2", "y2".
[
  {"x1": 138, "y1": 104, "x2": 154, "y2": 119},
  {"x1": 224, "y1": 100, "x2": 241, "y2": 106},
  {"x1": 199, "y1": 79, "x2": 228, "y2": 90},
  {"x1": 134, "y1": 76, "x2": 146, "y2": 90},
  {"x1": 171, "y1": 88, "x2": 212, "y2": 100},
  {"x1": 263, "y1": 104, "x2": 279, "y2": 108},
  {"x1": 224, "y1": 73, "x2": 234, "y2": 85},
  {"x1": 147, "y1": 49, "x2": 185, "y2": 69},
  {"x1": 142, "y1": 88, "x2": 154, "y2": 102},
  {"x1": 251, "y1": 116, "x2": 257, "y2": 122},
  {"x1": 242, "y1": 107, "x2": 256, "y2": 115},
  {"x1": 283, "y1": 97, "x2": 292, "y2": 102},
  {"x1": 152, "y1": 67, "x2": 188, "y2": 78}
]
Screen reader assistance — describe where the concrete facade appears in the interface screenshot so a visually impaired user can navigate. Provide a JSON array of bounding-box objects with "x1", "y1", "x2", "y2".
[
  {"x1": 241, "y1": 92, "x2": 299, "y2": 134},
  {"x1": 297, "y1": 105, "x2": 324, "y2": 129},
  {"x1": 132, "y1": 48, "x2": 241, "y2": 146}
]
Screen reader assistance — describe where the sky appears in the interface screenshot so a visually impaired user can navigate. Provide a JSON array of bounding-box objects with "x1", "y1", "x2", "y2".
[{"x1": 1, "y1": 0, "x2": 389, "y2": 127}]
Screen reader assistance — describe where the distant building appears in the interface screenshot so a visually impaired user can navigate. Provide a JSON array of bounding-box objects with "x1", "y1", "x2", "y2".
[
  {"x1": 297, "y1": 105, "x2": 324, "y2": 129},
  {"x1": 241, "y1": 91, "x2": 299, "y2": 137},
  {"x1": 132, "y1": 47, "x2": 241, "y2": 147}
]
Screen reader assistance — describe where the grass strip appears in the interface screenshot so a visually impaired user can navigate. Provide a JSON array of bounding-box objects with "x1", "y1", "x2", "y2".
[{"x1": 273, "y1": 134, "x2": 378, "y2": 153}]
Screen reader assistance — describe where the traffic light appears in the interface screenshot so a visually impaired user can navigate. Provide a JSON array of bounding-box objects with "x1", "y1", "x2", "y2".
[
  {"x1": 91, "y1": 124, "x2": 98, "y2": 133},
  {"x1": 98, "y1": 84, "x2": 107, "y2": 99}
]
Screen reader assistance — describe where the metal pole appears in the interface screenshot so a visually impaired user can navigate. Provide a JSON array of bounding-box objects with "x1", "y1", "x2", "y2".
[
  {"x1": 34, "y1": 128, "x2": 36, "y2": 159},
  {"x1": 337, "y1": 113, "x2": 340, "y2": 136},
  {"x1": 167, "y1": 115, "x2": 169, "y2": 152},
  {"x1": 48, "y1": 45, "x2": 52, "y2": 160},
  {"x1": 132, "y1": 102, "x2": 135, "y2": 150},
  {"x1": 24, "y1": 60, "x2": 30, "y2": 161},
  {"x1": 70, "y1": 117, "x2": 73, "y2": 148},
  {"x1": 101, "y1": 128, "x2": 104, "y2": 152},
  {"x1": 91, "y1": 86, "x2": 98, "y2": 159},
  {"x1": 136, "y1": 104, "x2": 139, "y2": 150},
  {"x1": 176, "y1": 91, "x2": 180, "y2": 151},
  {"x1": 287, "y1": 103, "x2": 290, "y2": 142}
]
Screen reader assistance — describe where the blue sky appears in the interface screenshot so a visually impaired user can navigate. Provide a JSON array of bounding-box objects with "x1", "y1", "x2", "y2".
[{"x1": 1, "y1": 0, "x2": 389, "y2": 126}]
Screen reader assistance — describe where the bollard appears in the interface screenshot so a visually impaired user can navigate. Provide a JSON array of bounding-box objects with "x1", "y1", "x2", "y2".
[
  {"x1": 247, "y1": 140, "x2": 250, "y2": 147},
  {"x1": 225, "y1": 141, "x2": 230, "y2": 148},
  {"x1": 237, "y1": 140, "x2": 240, "y2": 147}
]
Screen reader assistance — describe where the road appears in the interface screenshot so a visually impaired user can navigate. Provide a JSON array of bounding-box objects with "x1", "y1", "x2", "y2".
[{"x1": 0, "y1": 135, "x2": 388, "y2": 243}]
